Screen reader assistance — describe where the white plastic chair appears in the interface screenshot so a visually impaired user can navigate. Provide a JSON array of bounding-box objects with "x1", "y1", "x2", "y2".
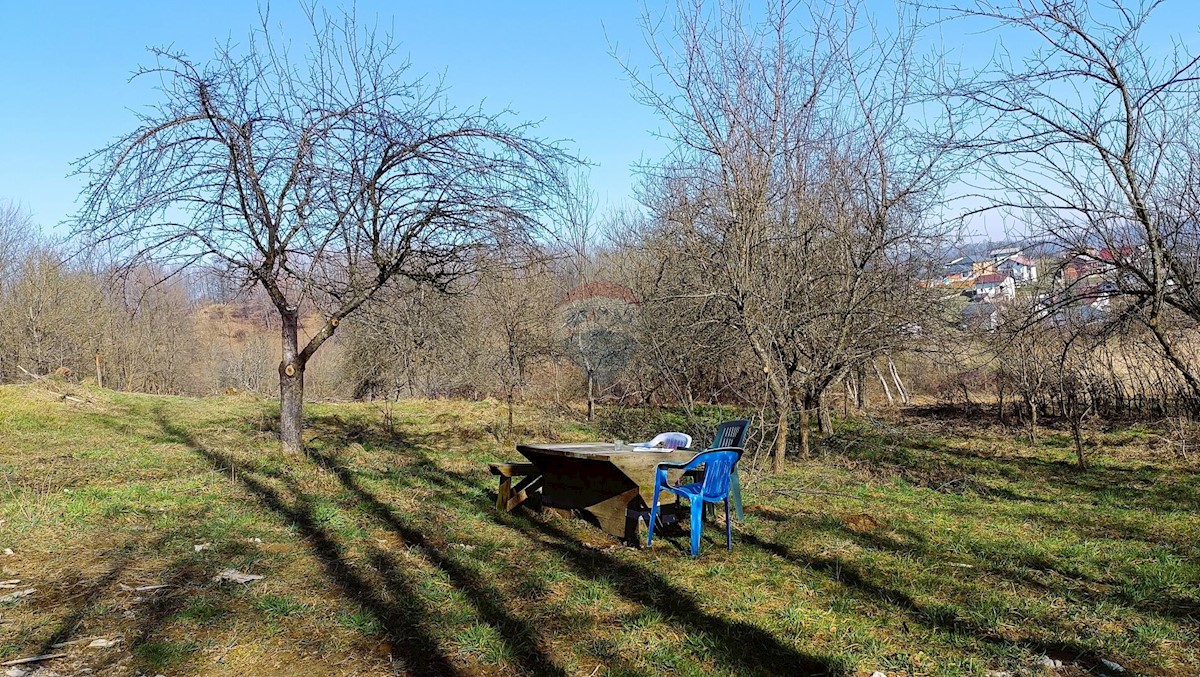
[{"x1": 646, "y1": 432, "x2": 692, "y2": 450}]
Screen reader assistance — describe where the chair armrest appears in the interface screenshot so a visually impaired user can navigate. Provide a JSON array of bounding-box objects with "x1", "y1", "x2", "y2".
[
  {"x1": 664, "y1": 449, "x2": 735, "y2": 473},
  {"x1": 656, "y1": 447, "x2": 745, "y2": 487}
]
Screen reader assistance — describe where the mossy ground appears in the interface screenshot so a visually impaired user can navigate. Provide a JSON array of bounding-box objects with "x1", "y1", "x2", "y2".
[{"x1": 1, "y1": 384, "x2": 1196, "y2": 675}]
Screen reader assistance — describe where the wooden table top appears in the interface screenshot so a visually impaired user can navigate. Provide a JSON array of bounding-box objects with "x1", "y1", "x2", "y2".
[{"x1": 515, "y1": 442, "x2": 699, "y2": 464}]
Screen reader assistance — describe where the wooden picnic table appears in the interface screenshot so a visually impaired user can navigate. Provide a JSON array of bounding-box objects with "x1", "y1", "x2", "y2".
[{"x1": 515, "y1": 442, "x2": 698, "y2": 543}]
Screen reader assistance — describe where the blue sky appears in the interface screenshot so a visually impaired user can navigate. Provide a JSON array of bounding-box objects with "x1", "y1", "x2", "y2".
[
  {"x1": 2, "y1": 2, "x2": 1198, "y2": 240},
  {"x1": 0, "y1": 1, "x2": 667, "y2": 236}
]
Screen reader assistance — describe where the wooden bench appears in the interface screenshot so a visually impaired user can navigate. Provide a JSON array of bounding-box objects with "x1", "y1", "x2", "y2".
[{"x1": 488, "y1": 462, "x2": 542, "y2": 512}]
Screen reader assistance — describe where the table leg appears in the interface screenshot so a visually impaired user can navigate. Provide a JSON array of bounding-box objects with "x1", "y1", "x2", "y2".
[
  {"x1": 585, "y1": 488, "x2": 641, "y2": 542},
  {"x1": 496, "y1": 476, "x2": 512, "y2": 511}
]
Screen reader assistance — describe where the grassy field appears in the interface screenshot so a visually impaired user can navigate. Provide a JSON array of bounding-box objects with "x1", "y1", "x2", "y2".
[{"x1": 1, "y1": 383, "x2": 1197, "y2": 676}]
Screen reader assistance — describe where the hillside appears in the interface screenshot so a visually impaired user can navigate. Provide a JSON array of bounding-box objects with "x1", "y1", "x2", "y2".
[{"x1": 1, "y1": 384, "x2": 1198, "y2": 675}]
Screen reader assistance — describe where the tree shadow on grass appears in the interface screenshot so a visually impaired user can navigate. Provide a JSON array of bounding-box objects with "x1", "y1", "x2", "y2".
[
  {"x1": 825, "y1": 422, "x2": 1200, "y2": 516},
  {"x1": 738, "y1": 531, "x2": 1119, "y2": 676},
  {"x1": 33, "y1": 535, "x2": 166, "y2": 655},
  {"x1": 152, "y1": 407, "x2": 568, "y2": 677},
  {"x1": 493, "y1": 510, "x2": 844, "y2": 676},
  {"x1": 259, "y1": 410, "x2": 840, "y2": 674},
  {"x1": 304, "y1": 447, "x2": 569, "y2": 677},
  {"x1": 26, "y1": 532, "x2": 222, "y2": 673},
  {"x1": 151, "y1": 409, "x2": 461, "y2": 676}
]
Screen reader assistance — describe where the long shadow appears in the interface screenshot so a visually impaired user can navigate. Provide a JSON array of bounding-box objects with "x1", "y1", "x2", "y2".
[
  {"x1": 34, "y1": 535, "x2": 167, "y2": 655},
  {"x1": 739, "y1": 531, "x2": 1118, "y2": 675},
  {"x1": 774, "y1": 501, "x2": 1200, "y2": 640},
  {"x1": 98, "y1": 553, "x2": 218, "y2": 674},
  {"x1": 494, "y1": 511, "x2": 842, "y2": 676},
  {"x1": 151, "y1": 410, "x2": 462, "y2": 676},
  {"x1": 826, "y1": 426, "x2": 1200, "y2": 516},
  {"x1": 306, "y1": 447, "x2": 568, "y2": 677}
]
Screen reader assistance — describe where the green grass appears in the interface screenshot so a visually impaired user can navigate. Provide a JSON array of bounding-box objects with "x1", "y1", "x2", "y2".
[
  {"x1": 132, "y1": 639, "x2": 197, "y2": 670},
  {"x1": 336, "y1": 608, "x2": 384, "y2": 635},
  {"x1": 0, "y1": 383, "x2": 1198, "y2": 675},
  {"x1": 252, "y1": 593, "x2": 309, "y2": 618}
]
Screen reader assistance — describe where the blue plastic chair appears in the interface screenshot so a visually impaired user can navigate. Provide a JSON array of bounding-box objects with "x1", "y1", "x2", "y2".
[
  {"x1": 646, "y1": 449, "x2": 742, "y2": 556},
  {"x1": 690, "y1": 420, "x2": 749, "y2": 521}
]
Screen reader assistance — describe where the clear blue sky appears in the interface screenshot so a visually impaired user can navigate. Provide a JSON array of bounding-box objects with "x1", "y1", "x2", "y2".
[
  {"x1": 0, "y1": 1, "x2": 667, "y2": 236},
  {"x1": 2, "y1": 2, "x2": 1198, "y2": 240}
]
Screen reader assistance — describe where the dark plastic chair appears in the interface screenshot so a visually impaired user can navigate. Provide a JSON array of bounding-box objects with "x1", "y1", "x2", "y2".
[
  {"x1": 711, "y1": 419, "x2": 750, "y2": 450},
  {"x1": 689, "y1": 419, "x2": 749, "y2": 521},
  {"x1": 646, "y1": 449, "x2": 742, "y2": 556}
]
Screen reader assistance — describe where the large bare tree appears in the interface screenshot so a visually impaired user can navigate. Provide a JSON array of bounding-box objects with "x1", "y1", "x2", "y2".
[
  {"x1": 628, "y1": 0, "x2": 954, "y2": 469},
  {"x1": 932, "y1": 0, "x2": 1200, "y2": 403},
  {"x1": 72, "y1": 8, "x2": 573, "y2": 453}
]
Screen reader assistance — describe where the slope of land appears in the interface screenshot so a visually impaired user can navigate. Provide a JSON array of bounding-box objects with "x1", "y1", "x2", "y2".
[{"x1": 1, "y1": 384, "x2": 1197, "y2": 675}]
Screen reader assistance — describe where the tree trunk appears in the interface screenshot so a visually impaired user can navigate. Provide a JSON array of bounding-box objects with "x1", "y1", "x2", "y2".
[
  {"x1": 1027, "y1": 398, "x2": 1038, "y2": 447},
  {"x1": 507, "y1": 392, "x2": 515, "y2": 433},
  {"x1": 798, "y1": 404, "x2": 811, "y2": 459},
  {"x1": 855, "y1": 365, "x2": 867, "y2": 409},
  {"x1": 586, "y1": 369, "x2": 595, "y2": 422},
  {"x1": 773, "y1": 397, "x2": 789, "y2": 473},
  {"x1": 279, "y1": 310, "x2": 305, "y2": 455},
  {"x1": 873, "y1": 361, "x2": 894, "y2": 405},
  {"x1": 888, "y1": 358, "x2": 909, "y2": 405},
  {"x1": 818, "y1": 391, "x2": 833, "y2": 434},
  {"x1": 1071, "y1": 418, "x2": 1087, "y2": 470}
]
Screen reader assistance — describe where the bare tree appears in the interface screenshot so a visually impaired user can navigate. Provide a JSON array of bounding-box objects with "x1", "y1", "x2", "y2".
[
  {"x1": 991, "y1": 303, "x2": 1055, "y2": 445},
  {"x1": 72, "y1": 8, "x2": 573, "y2": 453},
  {"x1": 560, "y1": 278, "x2": 638, "y2": 421},
  {"x1": 932, "y1": 0, "x2": 1200, "y2": 405},
  {"x1": 0, "y1": 201, "x2": 36, "y2": 287},
  {"x1": 473, "y1": 259, "x2": 560, "y2": 431},
  {"x1": 618, "y1": 216, "x2": 752, "y2": 416},
  {"x1": 340, "y1": 278, "x2": 475, "y2": 399},
  {"x1": 0, "y1": 251, "x2": 105, "y2": 381},
  {"x1": 628, "y1": 0, "x2": 955, "y2": 469}
]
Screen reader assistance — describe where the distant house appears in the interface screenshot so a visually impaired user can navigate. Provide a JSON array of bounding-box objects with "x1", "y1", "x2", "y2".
[
  {"x1": 1073, "y1": 283, "x2": 1114, "y2": 313},
  {"x1": 558, "y1": 280, "x2": 639, "y2": 327},
  {"x1": 1057, "y1": 251, "x2": 1105, "y2": 283},
  {"x1": 998, "y1": 255, "x2": 1038, "y2": 284},
  {"x1": 944, "y1": 255, "x2": 997, "y2": 281},
  {"x1": 962, "y1": 300, "x2": 999, "y2": 330},
  {"x1": 974, "y1": 273, "x2": 1015, "y2": 300},
  {"x1": 1096, "y1": 246, "x2": 1135, "y2": 264},
  {"x1": 943, "y1": 257, "x2": 975, "y2": 282},
  {"x1": 988, "y1": 245, "x2": 1022, "y2": 263}
]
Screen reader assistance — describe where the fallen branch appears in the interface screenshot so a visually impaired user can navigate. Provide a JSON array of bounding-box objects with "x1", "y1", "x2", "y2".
[
  {"x1": 50, "y1": 636, "x2": 105, "y2": 648},
  {"x1": 1, "y1": 653, "x2": 68, "y2": 666},
  {"x1": 17, "y1": 365, "x2": 45, "y2": 381},
  {"x1": 0, "y1": 588, "x2": 35, "y2": 603}
]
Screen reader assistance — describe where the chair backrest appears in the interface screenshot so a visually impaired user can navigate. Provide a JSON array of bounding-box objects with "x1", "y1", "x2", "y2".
[
  {"x1": 709, "y1": 419, "x2": 750, "y2": 451},
  {"x1": 649, "y1": 431, "x2": 692, "y2": 449},
  {"x1": 693, "y1": 450, "x2": 741, "y2": 501}
]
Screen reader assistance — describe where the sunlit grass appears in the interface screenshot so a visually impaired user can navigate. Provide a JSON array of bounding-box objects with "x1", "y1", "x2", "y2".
[{"x1": 0, "y1": 383, "x2": 1197, "y2": 675}]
